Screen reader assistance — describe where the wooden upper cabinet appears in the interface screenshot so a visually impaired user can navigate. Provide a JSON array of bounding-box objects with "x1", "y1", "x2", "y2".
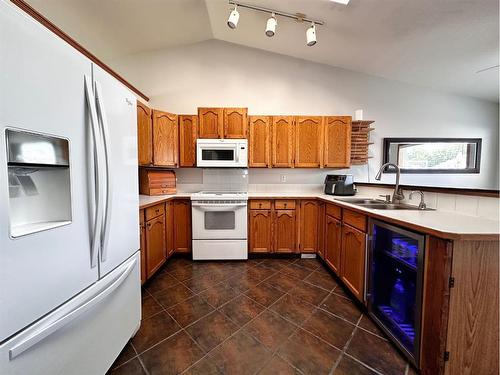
[
  {"x1": 224, "y1": 108, "x2": 248, "y2": 139},
  {"x1": 274, "y1": 209, "x2": 297, "y2": 253},
  {"x1": 341, "y1": 224, "x2": 366, "y2": 302},
  {"x1": 173, "y1": 200, "x2": 191, "y2": 253},
  {"x1": 152, "y1": 110, "x2": 178, "y2": 167},
  {"x1": 300, "y1": 200, "x2": 319, "y2": 253},
  {"x1": 295, "y1": 116, "x2": 323, "y2": 168},
  {"x1": 179, "y1": 115, "x2": 197, "y2": 167},
  {"x1": 249, "y1": 116, "x2": 270, "y2": 168},
  {"x1": 324, "y1": 116, "x2": 352, "y2": 168},
  {"x1": 272, "y1": 116, "x2": 294, "y2": 168},
  {"x1": 198, "y1": 108, "x2": 223, "y2": 139},
  {"x1": 249, "y1": 210, "x2": 272, "y2": 253},
  {"x1": 325, "y1": 214, "x2": 342, "y2": 275},
  {"x1": 137, "y1": 102, "x2": 152, "y2": 166}
]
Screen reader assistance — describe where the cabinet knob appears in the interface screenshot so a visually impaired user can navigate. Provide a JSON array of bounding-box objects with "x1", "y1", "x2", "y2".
[
  {"x1": 259, "y1": 203, "x2": 262, "y2": 207},
  {"x1": 284, "y1": 203, "x2": 287, "y2": 207}
]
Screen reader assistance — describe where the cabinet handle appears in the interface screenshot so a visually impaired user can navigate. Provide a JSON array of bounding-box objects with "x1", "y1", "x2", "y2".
[
  {"x1": 284, "y1": 203, "x2": 287, "y2": 207},
  {"x1": 146, "y1": 223, "x2": 152, "y2": 229}
]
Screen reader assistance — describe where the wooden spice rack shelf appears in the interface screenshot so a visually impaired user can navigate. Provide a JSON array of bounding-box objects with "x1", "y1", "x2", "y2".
[{"x1": 351, "y1": 120, "x2": 375, "y2": 165}]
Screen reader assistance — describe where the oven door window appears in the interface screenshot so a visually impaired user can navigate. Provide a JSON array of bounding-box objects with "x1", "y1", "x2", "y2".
[
  {"x1": 202, "y1": 149, "x2": 235, "y2": 161},
  {"x1": 205, "y1": 211, "x2": 235, "y2": 230}
]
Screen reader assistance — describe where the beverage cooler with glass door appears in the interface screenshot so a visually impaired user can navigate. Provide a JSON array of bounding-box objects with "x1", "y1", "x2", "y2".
[{"x1": 367, "y1": 219, "x2": 425, "y2": 366}]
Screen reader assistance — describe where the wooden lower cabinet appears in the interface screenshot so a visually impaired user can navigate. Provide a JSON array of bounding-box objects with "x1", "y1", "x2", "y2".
[
  {"x1": 299, "y1": 200, "x2": 319, "y2": 253},
  {"x1": 325, "y1": 214, "x2": 342, "y2": 274},
  {"x1": 145, "y1": 214, "x2": 167, "y2": 277},
  {"x1": 341, "y1": 223, "x2": 366, "y2": 301},
  {"x1": 166, "y1": 201, "x2": 174, "y2": 257},
  {"x1": 173, "y1": 199, "x2": 192, "y2": 253},
  {"x1": 139, "y1": 210, "x2": 147, "y2": 284},
  {"x1": 317, "y1": 203, "x2": 325, "y2": 259},
  {"x1": 274, "y1": 209, "x2": 297, "y2": 253},
  {"x1": 249, "y1": 210, "x2": 273, "y2": 253}
]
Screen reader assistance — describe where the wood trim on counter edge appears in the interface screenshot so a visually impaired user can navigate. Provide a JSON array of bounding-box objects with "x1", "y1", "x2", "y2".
[
  {"x1": 248, "y1": 196, "x2": 500, "y2": 241},
  {"x1": 355, "y1": 182, "x2": 499, "y2": 198},
  {"x1": 10, "y1": 0, "x2": 150, "y2": 102}
]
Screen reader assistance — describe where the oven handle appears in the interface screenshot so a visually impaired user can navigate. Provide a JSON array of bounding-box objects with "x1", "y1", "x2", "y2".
[{"x1": 192, "y1": 203, "x2": 247, "y2": 209}]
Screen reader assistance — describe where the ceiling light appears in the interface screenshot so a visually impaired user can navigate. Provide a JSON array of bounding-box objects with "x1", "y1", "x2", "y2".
[
  {"x1": 306, "y1": 22, "x2": 317, "y2": 46},
  {"x1": 227, "y1": 4, "x2": 239, "y2": 29},
  {"x1": 265, "y1": 13, "x2": 277, "y2": 37},
  {"x1": 329, "y1": 0, "x2": 350, "y2": 4}
]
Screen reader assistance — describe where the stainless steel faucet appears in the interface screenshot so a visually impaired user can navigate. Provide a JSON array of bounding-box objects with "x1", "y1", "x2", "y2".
[
  {"x1": 375, "y1": 163, "x2": 405, "y2": 203},
  {"x1": 410, "y1": 190, "x2": 427, "y2": 210}
]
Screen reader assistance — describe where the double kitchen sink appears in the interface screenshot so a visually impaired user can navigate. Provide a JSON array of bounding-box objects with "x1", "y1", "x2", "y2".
[{"x1": 335, "y1": 198, "x2": 434, "y2": 211}]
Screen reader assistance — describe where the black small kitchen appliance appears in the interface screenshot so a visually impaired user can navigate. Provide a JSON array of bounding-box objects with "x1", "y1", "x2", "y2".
[{"x1": 324, "y1": 174, "x2": 356, "y2": 196}]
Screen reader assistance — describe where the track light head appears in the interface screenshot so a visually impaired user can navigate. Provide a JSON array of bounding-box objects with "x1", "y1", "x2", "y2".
[
  {"x1": 306, "y1": 22, "x2": 317, "y2": 46},
  {"x1": 265, "y1": 13, "x2": 277, "y2": 37},
  {"x1": 227, "y1": 5, "x2": 239, "y2": 29}
]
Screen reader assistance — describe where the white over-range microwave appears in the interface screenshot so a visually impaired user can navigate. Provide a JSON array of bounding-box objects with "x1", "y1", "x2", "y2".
[{"x1": 196, "y1": 139, "x2": 248, "y2": 168}]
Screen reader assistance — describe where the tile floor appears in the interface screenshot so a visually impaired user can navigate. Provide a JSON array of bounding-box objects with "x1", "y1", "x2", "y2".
[{"x1": 108, "y1": 257, "x2": 415, "y2": 375}]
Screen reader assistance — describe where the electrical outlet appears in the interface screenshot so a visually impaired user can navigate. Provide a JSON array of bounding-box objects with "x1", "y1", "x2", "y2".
[{"x1": 280, "y1": 175, "x2": 287, "y2": 183}]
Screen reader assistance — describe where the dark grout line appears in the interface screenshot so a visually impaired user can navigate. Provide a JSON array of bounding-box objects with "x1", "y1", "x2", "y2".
[{"x1": 130, "y1": 258, "x2": 410, "y2": 375}]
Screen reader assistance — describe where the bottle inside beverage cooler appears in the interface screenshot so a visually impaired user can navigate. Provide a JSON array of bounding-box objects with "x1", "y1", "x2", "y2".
[{"x1": 368, "y1": 220, "x2": 425, "y2": 366}]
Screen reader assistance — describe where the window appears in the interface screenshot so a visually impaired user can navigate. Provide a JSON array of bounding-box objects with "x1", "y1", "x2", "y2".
[{"x1": 383, "y1": 138, "x2": 481, "y2": 174}]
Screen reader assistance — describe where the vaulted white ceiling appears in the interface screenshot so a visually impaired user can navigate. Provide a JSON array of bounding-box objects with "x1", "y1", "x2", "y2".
[{"x1": 26, "y1": 0, "x2": 499, "y2": 101}]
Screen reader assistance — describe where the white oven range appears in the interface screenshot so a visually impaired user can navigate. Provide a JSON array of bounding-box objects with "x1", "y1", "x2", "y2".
[{"x1": 191, "y1": 191, "x2": 248, "y2": 260}]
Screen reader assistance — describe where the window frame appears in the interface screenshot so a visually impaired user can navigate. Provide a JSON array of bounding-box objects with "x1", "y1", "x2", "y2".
[{"x1": 382, "y1": 138, "x2": 482, "y2": 174}]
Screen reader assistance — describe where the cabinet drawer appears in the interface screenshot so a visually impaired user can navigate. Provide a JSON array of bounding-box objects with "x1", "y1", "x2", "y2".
[
  {"x1": 250, "y1": 200, "x2": 272, "y2": 210},
  {"x1": 149, "y1": 188, "x2": 176, "y2": 195},
  {"x1": 145, "y1": 203, "x2": 165, "y2": 221},
  {"x1": 343, "y1": 209, "x2": 367, "y2": 232},
  {"x1": 274, "y1": 200, "x2": 296, "y2": 210},
  {"x1": 326, "y1": 204, "x2": 341, "y2": 219}
]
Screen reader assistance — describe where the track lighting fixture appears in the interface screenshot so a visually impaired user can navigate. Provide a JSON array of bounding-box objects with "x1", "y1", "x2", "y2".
[
  {"x1": 227, "y1": 4, "x2": 239, "y2": 29},
  {"x1": 265, "y1": 13, "x2": 277, "y2": 37},
  {"x1": 306, "y1": 22, "x2": 317, "y2": 46},
  {"x1": 227, "y1": 1, "x2": 324, "y2": 46}
]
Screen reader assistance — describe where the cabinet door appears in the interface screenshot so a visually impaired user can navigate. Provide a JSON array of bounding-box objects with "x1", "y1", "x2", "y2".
[
  {"x1": 317, "y1": 203, "x2": 325, "y2": 259},
  {"x1": 165, "y1": 201, "x2": 175, "y2": 257},
  {"x1": 173, "y1": 200, "x2": 191, "y2": 253},
  {"x1": 324, "y1": 116, "x2": 351, "y2": 168},
  {"x1": 249, "y1": 210, "x2": 272, "y2": 253},
  {"x1": 299, "y1": 200, "x2": 319, "y2": 253},
  {"x1": 325, "y1": 215, "x2": 342, "y2": 274},
  {"x1": 198, "y1": 107, "x2": 223, "y2": 139},
  {"x1": 341, "y1": 224, "x2": 366, "y2": 301},
  {"x1": 137, "y1": 102, "x2": 152, "y2": 166},
  {"x1": 274, "y1": 210, "x2": 297, "y2": 253},
  {"x1": 224, "y1": 108, "x2": 248, "y2": 139},
  {"x1": 179, "y1": 115, "x2": 197, "y2": 167},
  {"x1": 249, "y1": 116, "x2": 270, "y2": 167},
  {"x1": 145, "y1": 214, "x2": 166, "y2": 277},
  {"x1": 272, "y1": 116, "x2": 294, "y2": 168},
  {"x1": 139, "y1": 210, "x2": 147, "y2": 284},
  {"x1": 153, "y1": 110, "x2": 178, "y2": 167},
  {"x1": 295, "y1": 116, "x2": 323, "y2": 168}
]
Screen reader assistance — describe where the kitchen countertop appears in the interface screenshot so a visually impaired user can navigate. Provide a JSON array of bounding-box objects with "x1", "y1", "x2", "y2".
[{"x1": 139, "y1": 192, "x2": 499, "y2": 241}]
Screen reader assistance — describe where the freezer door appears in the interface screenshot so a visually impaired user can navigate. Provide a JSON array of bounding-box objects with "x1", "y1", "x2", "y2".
[
  {"x1": 0, "y1": 252, "x2": 141, "y2": 375},
  {"x1": 0, "y1": 1, "x2": 99, "y2": 342},
  {"x1": 92, "y1": 65, "x2": 139, "y2": 277}
]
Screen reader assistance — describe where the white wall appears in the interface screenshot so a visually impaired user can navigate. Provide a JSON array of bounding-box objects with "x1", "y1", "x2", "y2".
[{"x1": 111, "y1": 39, "x2": 499, "y2": 189}]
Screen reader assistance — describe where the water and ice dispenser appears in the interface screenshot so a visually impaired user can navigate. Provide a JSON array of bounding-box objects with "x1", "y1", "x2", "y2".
[{"x1": 6, "y1": 129, "x2": 72, "y2": 237}]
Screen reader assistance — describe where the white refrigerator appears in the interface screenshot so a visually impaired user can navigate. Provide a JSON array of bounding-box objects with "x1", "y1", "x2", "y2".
[{"x1": 0, "y1": 1, "x2": 141, "y2": 374}]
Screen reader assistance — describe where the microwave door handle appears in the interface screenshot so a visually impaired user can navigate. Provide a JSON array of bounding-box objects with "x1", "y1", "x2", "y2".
[
  {"x1": 94, "y1": 81, "x2": 112, "y2": 263},
  {"x1": 84, "y1": 75, "x2": 102, "y2": 269}
]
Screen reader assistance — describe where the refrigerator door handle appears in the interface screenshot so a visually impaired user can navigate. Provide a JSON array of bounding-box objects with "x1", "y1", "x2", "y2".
[
  {"x1": 94, "y1": 80, "x2": 112, "y2": 263},
  {"x1": 84, "y1": 75, "x2": 103, "y2": 268},
  {"x1": 8, "y1": 256, "x2": 137, "y2": 360}
]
